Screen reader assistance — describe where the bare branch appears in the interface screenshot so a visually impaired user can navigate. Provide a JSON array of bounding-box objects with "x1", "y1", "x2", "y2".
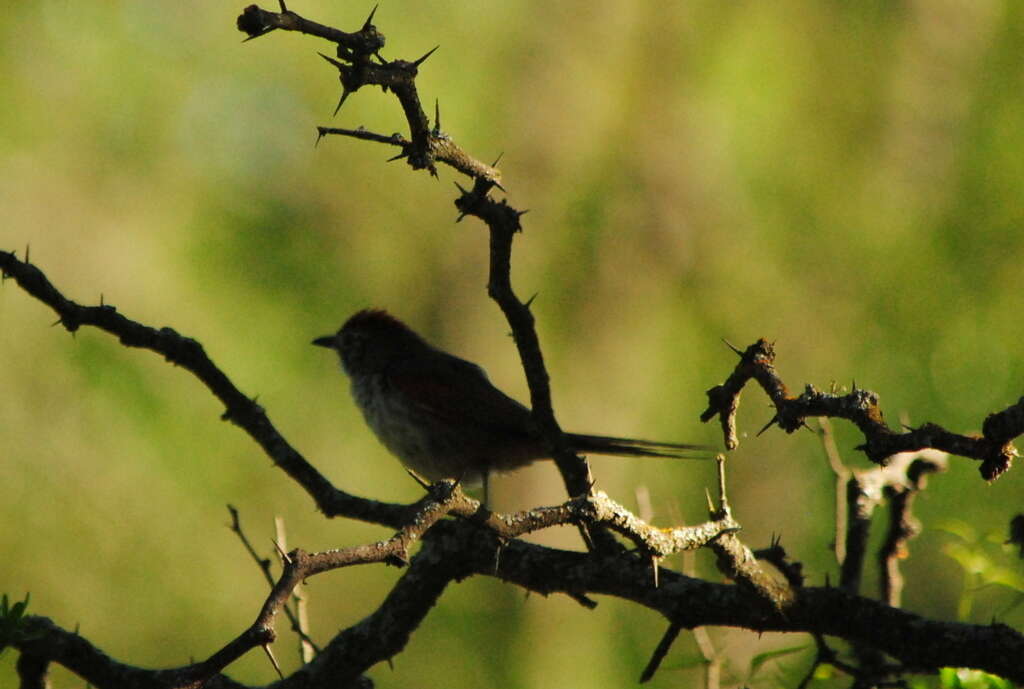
[
  {"x1": 0, "y1": 249, "x2": 405, "y2": 529},
  {"x1": 239, "y1": 4, "x2": 500, "y2": 184},
  {"x1": 703, "y1": 338, "x2": 1019, "y2": 479},
  {"x1": 878, "y1": 452, "x2": 948, "y2": 606}
]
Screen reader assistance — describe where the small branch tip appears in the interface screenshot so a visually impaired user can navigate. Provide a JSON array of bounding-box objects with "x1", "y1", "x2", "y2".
[
  {"x1": 333, "y1": 89, "x2": 350, "y2": 117},
  {"x1": 262, "y1": 644, "x2": 284, "y2": 680},
  {"x1": 413, "y1": 45, "x2": 440, "y2": 68},
  {"x1": 722, "y1": 337, "x2": 743, "y2": 356},
  {"x1": 362, "y1": 4, "x2": 379, "y2": 31},
  {"x1": 318, "y1": 52, "x2": 345, "y2": 70}
]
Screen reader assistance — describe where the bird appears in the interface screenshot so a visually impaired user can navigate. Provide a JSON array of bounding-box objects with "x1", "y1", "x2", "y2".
[{"x1": 313, "y1": 309, "x2": 709, "y2": 500}]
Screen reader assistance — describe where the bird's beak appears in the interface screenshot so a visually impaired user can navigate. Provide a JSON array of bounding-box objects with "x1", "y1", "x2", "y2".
[{"x1": 312, "y1": 335, "x2": 335, "y2": 348}]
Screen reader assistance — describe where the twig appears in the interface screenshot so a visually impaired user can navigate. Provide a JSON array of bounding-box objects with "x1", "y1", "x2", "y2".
[
  {"x1": 275, "y1": 515, "x2": 317, "y2": 661},
  {"x1": 702, "y1": 339, "x2": 1019, "y2": 479},
  {"x1": 706, "y1": 456, "x2": 796, "y2": 610},
  {"x1": 239, "y1": 4, "x2": 500, "y2": 183},
  {"x1": 639, "y1": 622, "x2": 682, "y2": 683},
  {"x1": 878, "y1": 452, "x2": 947, "y2": 606},
  {"x1": 451, "y1": 182, "x2": 596, "y2": 505},
  {"x1": 839, "y1": 451, "x2": 947, "y2": 596},
  {"x1": 0, "y1": 249, "x2": 406, "y2": 529},
  {"x1": 819, "y1": 418, "x2": 850, "y2": 565}
]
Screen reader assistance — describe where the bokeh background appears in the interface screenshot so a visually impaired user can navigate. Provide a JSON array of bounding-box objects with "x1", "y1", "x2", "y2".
[{"x1": 3, "y1": 1, "x2": 1023, "y2": 687}]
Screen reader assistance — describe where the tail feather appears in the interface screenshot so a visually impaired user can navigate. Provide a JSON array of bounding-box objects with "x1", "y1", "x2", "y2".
[{"x1": 565, "y1": 433, "x2": 714, "y2": 459}]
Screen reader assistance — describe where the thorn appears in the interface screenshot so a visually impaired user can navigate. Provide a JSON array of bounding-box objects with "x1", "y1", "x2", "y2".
[
  {"x1": 24, "y1": 245, "x2": 30, "y2": 265},
  {"x1": 756, "y1": 416, "x2": 778, "y2": 436},
  {"x1": 453, "y1": 180, "x2": 469, "y2": 195},
  {"x1": 386, "y1": 150, "x2": 409, "y2": 163},
  {"x1": 374, "y1": 51, "x2": 387, "y2": 64},
  {"x1": 412, "y1": 45, "x2": 440, "y2": 68},
  {"x1": 99, "y1": 293, "x2": 104, "y2": 307},
  {"x1": 241, "y1": 28, "x2": 276, "y2": 43},
  {"x1": 277, "y1": 0, "x2": 288, "y2": 12},
  {"x1": 721, "y1": 338, "x2": 743, "y2": 356},
  {"x1": 262, "y1": 644, "x2": 284, "y2": 680},
  {"x1": 434, "y1": 99, "x2": 441, "y2": 132},
  {"x1": 318, "y1": 52, "x2": 345, "y2": 71},
  {"x1": 332, "y1": 89, "x2": 351, "y2": 117},
  {"x1": 362, "y1": 4, "x2": 378, "y2": 31},
  {"x1": 516, "y1": 209, "x2": 530, "y2": 218},
  {"x1": 50, "y1": 317, "x2": 63, "y2": 328},
  {"x1": 455, "y1": 213, "x2": 467, "y2": 224},
  {"x1": 493, "y1": 180, "x2": 507, "y2": 193},
  {"x1": 651, "y1": 556, "x2": 660, "y2": 588},
  {"x1": 491, "y1": 152, "x2": 504, "y2": 167},
  {"x1": 386, "y1": 657, "x2": 395, "y2": 671},
  {"x1": 493, "y1": 541, "x2": 503, "y2": 575},
  {"x1": 578, "y1": 522, "x2": 596, "y2": 551},
  {"x1": 315, "y1": 127, "x2": 327, "y2": 147},
  {"x1": 405, "y1": 468, "x2": 431, "y2": 490},
  {"x1": 272, "y1": 539, "x2": 290, "y2": 564},
  {"x1": 715, "y1": 455, "x2": 728, "y2": 507},
  {"x1": 524, "y1": 293, "x2": 539, "y2": 309},
  {"x1": 705, "y1": 488, "x2": 715, "y2": 512}
]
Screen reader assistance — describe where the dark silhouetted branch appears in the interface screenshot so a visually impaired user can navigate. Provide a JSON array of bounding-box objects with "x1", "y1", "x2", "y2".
[{"x1": 703, "y1": 338, "x2": 1019, "y2": 480}]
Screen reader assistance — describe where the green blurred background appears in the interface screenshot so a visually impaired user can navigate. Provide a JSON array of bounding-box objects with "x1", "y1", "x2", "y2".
[{"x1": 2, "y1": 1, "x2": 1023, "y2": 686}]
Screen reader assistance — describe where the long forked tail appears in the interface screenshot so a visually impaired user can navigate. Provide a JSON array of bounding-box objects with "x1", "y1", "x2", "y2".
[{"x1": 565, "y1": 433, "x2": 714, "y2": 459}]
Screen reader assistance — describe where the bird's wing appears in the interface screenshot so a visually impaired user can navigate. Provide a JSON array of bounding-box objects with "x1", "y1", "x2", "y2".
[{"x1": 388, "y1": 354, "x2": 532, "y2": 436}]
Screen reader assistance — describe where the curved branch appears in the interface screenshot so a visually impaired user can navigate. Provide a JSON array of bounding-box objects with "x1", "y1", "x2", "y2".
[
  {"x1": 462, "y1": 528, "x2": 1024, "y2": 683},
  {"x1": 702, "y1": 339, "x2": 1019, "y2": 480},
  {"x1": 0, "y1": 249, "x2": 404, "y2": 529},
  {"x1": 240, "y1": 4, "x2": 500, "y2": 184},
  {"x1": 16, "y1": 519, "x2": 1024, "y2": 687}
]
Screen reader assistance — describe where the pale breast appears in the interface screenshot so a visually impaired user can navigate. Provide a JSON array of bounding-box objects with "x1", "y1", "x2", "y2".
[{"x1": 350, "y1": 374, "x2": 483, "y2": 483}]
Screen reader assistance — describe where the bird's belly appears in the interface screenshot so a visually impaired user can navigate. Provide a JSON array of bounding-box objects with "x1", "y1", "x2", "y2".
[{"x1": 353, "y1": 382, "x2": 486, "y2": 483}]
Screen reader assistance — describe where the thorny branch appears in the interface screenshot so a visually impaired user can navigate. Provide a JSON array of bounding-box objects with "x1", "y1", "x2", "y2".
[
  {"x1": 0, "y1": 248, "x2": 405, "y2": 529},
  {"x1": 813, "y1": 418, "x2": 951, "y2": 685},
  {"x1": 453, "y1": 180, "x2": 600, "y2": 510},
  {"x1": 228, "y1": 507, "x2": 321, "y2": 657},
  {"x1": 702, "y1": 338, "x2": 1020, "y2": 480},
  {"x1": 238, "y1": 3, "x2": 500, "y2": 184}
]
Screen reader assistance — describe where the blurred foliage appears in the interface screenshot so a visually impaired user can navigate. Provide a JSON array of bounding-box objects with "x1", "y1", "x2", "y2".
[
  {"x1": 936, "y1": 667, "x2": 1014, "y2": 689},
  {"x1": 2, "y1": 1, "x2": 1024, "y2": 687}
]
